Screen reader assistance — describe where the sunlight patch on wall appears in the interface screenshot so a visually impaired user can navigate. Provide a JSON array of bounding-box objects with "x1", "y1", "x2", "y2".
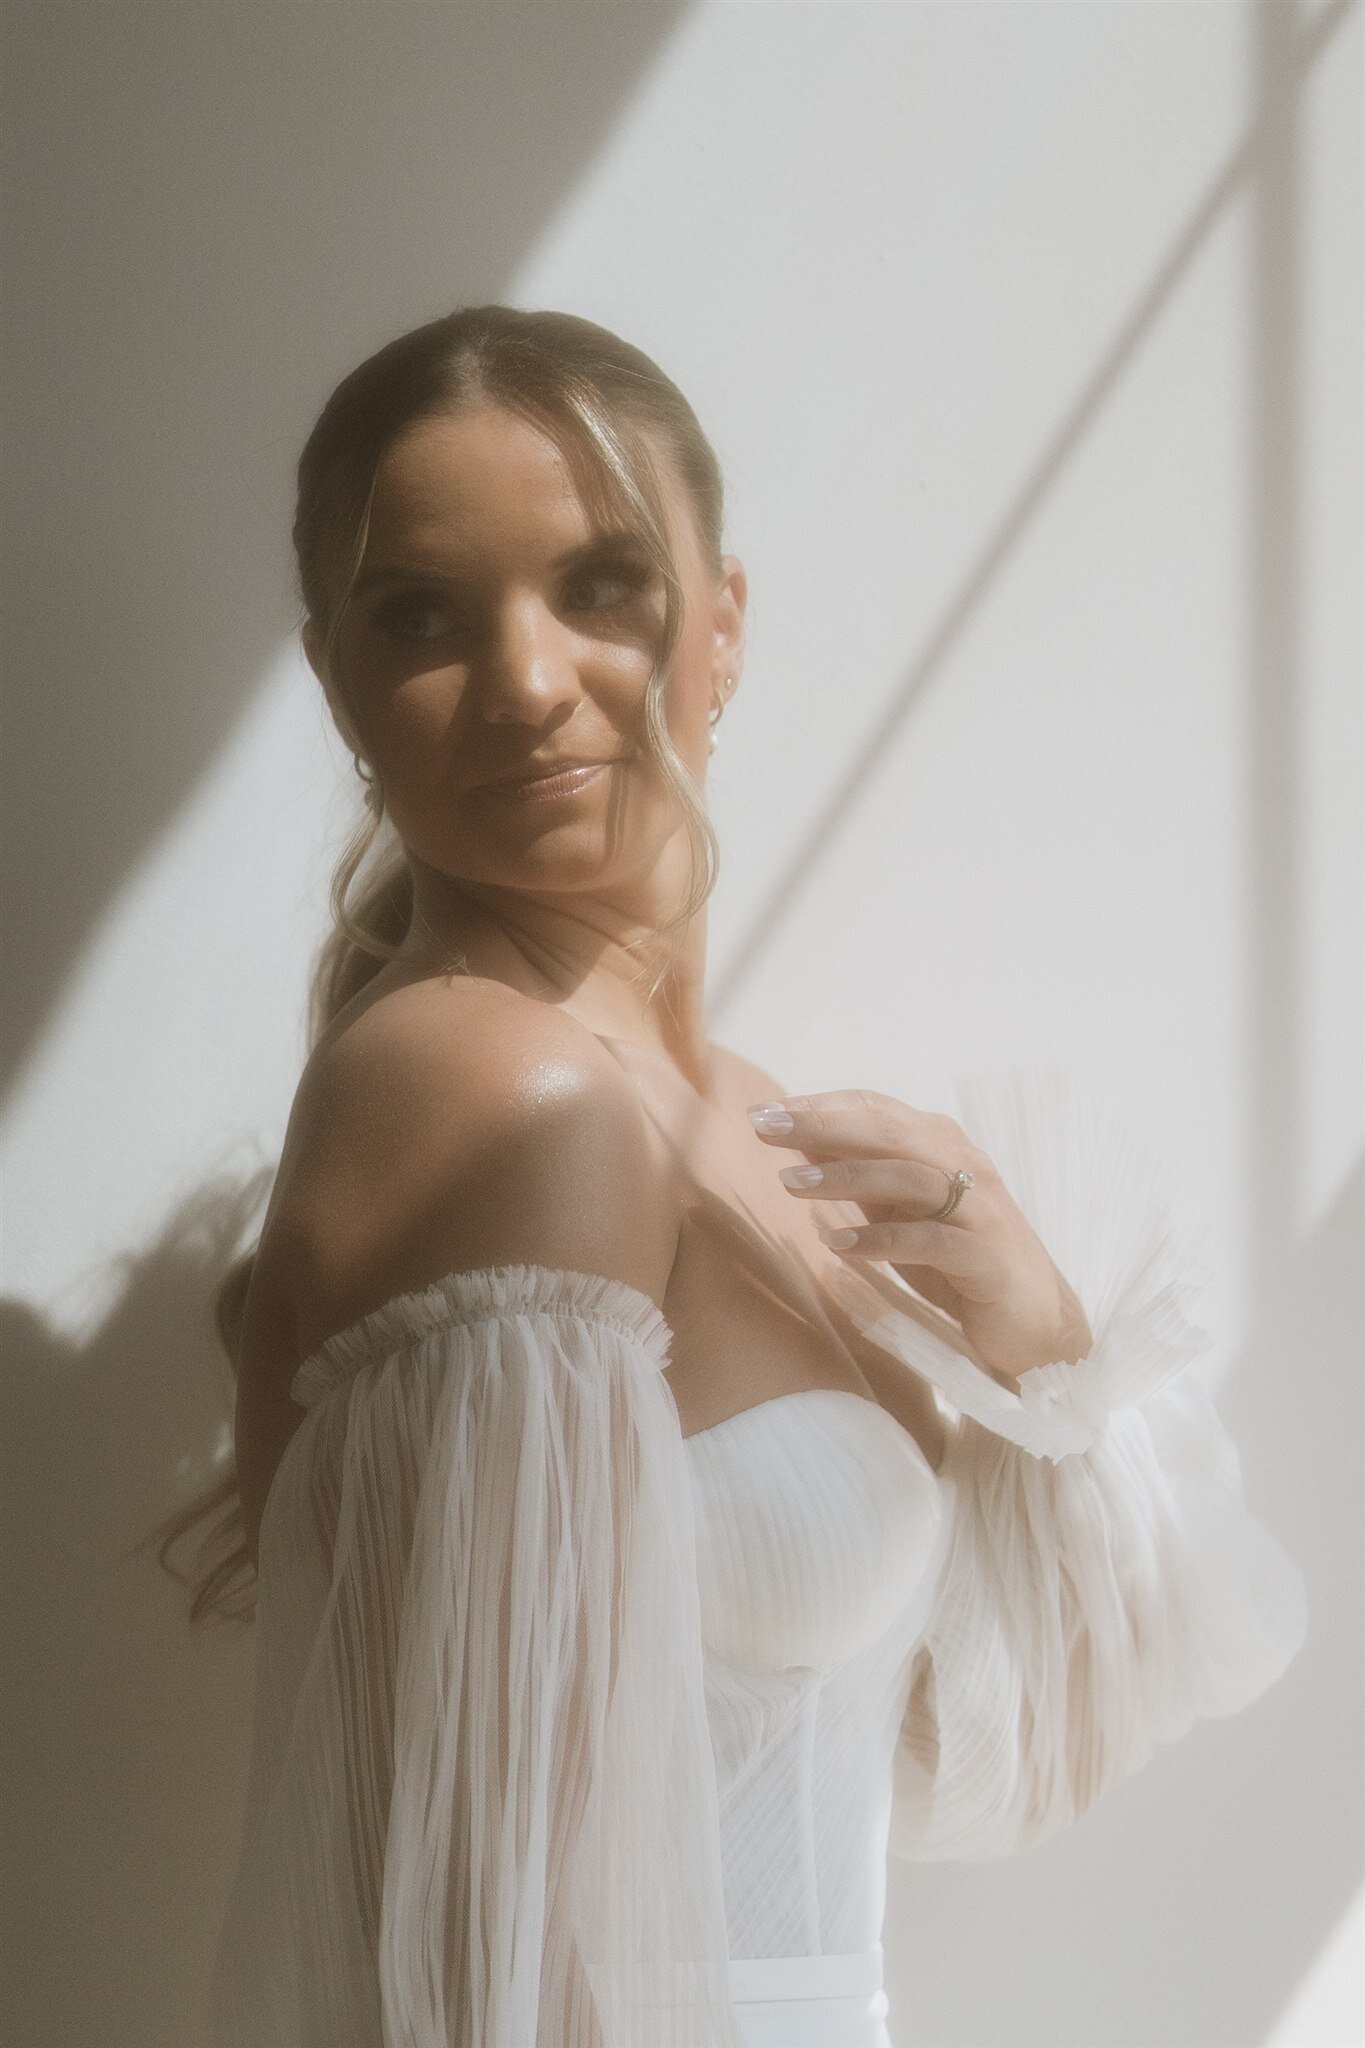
[
  {"x1": 0, "y1": 640, "x2": 353, "y2": 1340},
  {"x1": 1267, "y1": 1881, "x2": 1365, "y2": 2046}
]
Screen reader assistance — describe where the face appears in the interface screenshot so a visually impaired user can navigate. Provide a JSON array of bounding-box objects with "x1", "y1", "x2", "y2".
[{"x1": 304, "y1": 403, "x2": 745, "y2": 911}]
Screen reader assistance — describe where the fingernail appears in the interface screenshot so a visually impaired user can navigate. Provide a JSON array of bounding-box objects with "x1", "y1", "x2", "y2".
[
  {"x1": 748, "y1": 1103, "x2": 795, "y2": 1134},
  {"x1": 780, "y1": 1164, "x2": 824, "y2": 1186},
  {"x1": 818, "y1": 1227, "x2": 859, "y2": 1248}
]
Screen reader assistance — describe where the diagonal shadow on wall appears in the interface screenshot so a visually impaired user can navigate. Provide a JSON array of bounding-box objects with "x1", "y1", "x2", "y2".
[
  {"x1": 709, "y1": 0, "x2": 1355, "y2": 1026},
  {"x1": 0, "y1": 8, "x2": 692, "y2": 2044},
  {"x1": 2, "y1": 5, "x2": 1356, "y2": 2043},
  {"x1": 711, "y1": 4, "x2": 1360, "y2": 2040},
  {"x1": 0, "y1": 0, "x2": 690, "y2": 1099}
]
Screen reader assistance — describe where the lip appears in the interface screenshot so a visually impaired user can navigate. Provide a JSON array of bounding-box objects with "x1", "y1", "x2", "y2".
[{"x1": 479, "y1": 759, "x2": 617, "y2": 801}]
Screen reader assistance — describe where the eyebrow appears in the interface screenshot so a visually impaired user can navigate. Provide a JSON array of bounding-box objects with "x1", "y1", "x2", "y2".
[{"x1": 353, "y1": 528, "x2": 649, "y2": 598}]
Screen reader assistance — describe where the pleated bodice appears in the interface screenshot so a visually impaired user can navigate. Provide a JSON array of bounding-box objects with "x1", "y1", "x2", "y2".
[{"x1": 685, "y1": 1390, "x2": 947, "y2": 1969}]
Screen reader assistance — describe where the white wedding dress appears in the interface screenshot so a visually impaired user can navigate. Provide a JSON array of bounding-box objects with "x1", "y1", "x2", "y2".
[{"x1": 209, "y1": 1065, "x2": 1308, "y2": 2047}]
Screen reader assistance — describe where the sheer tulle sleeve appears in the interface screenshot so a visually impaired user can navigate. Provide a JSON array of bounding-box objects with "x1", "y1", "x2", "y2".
[
  {"x1": 210, "y1": 1263, "x2": 743, "y2": 2048},
  {"x1": 857, "y1": 1064, "x2": 1310, "y2": 1864}
]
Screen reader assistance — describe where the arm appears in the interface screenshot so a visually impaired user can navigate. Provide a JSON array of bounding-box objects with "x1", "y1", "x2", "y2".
[
  {"x1": 852, "y1": 1061, "x2": 1310, "y2": 1862},
  {"x1": 216, "y1": 996, "x2": 741, "y2": 2046}
]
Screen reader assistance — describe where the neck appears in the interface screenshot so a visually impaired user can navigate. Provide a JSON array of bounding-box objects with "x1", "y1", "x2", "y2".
[{"x1": 393, "y1": 846, "x2": 716, "y2": 1095}]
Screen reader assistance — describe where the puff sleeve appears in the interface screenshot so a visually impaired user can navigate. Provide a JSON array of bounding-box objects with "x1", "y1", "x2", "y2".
[
  {"x1": 861, "y1": 1065, "x2": 1310, "y2": 1864},
  {"x1": 210, "y1": 1263, "x2": 743, "y2": 2048}
]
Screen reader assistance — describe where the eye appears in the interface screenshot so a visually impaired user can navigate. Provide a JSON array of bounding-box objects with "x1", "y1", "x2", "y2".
[
  {"x1": 562, "y1": 562, "x2": 650, "y2": 613},
  {"x1": 373, "y1": 596, "x2": 455, "y2": 644}
]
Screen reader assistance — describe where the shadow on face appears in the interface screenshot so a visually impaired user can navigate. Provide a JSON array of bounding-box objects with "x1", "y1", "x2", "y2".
[{"x1": 304, "y1": 403, "x2": 745, "y2": 913}]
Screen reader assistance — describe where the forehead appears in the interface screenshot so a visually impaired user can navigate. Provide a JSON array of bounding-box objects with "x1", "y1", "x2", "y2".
[
  {"x1": 365, "y1": 404, "x2": 695, "y2": 571},
  {"x1": 369, "y1": 407, "x2": 583, "y2": 546}
]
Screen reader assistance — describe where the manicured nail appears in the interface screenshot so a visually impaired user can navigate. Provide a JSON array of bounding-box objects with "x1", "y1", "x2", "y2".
[
  {"x1": 779, "y1": 1164, "x2": 824, "y2": 1186},
  {"x1": 748, "y1": 1102, "x2": 795, "y2": 1134},
  {"x1": 817, "y1": 1227, "x2": 859, "y2": 1248}
]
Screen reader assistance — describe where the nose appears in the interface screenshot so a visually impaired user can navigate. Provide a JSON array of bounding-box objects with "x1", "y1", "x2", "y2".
[{"x1": 474, "y1": 591, "x2": 583, "y2": 725}]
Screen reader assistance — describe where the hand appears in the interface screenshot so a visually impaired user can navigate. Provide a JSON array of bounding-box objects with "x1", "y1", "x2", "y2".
[{"x1": 747, "y1": 1090, "x2": 1095, "y2": 1386}]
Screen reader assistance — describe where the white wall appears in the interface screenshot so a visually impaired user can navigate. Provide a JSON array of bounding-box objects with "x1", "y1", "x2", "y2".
[{"x1": 2, "y1": 4, "x2": 1359, "y2": 2044}]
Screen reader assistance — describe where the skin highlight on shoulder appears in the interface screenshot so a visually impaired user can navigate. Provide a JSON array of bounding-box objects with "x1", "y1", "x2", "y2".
[
  {"x1": 233, "y1": 976, "x2": 680, "y2": 1567},
  {"x1": 281, "y1": 974, "x2": 678, "y2": 1358}
]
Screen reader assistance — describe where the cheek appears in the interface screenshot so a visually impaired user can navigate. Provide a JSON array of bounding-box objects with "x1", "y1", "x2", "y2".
[
  {"x1": 332, "y1": 622, "x2": 450, "y2": 742},
  {"x1": 382, "y1": 672, "x2": 463, "y2": 748},
  {"x1": 346, "y1": 675, "x2": 468, "y2": 824}
]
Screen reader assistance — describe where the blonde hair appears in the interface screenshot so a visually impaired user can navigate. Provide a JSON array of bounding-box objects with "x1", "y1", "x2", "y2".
[{"x1": 145, "y1": 306, "x2": 730, "y2": 1629}]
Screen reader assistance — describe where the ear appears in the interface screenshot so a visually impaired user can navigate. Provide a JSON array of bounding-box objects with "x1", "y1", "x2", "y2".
[{"x1": 712, "y1": 553, "x2": 747, "y2": 686}]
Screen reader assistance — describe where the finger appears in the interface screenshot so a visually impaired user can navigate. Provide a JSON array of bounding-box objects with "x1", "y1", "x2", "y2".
[
  {"x1": 815, "y1": 1215, "x2": 999, "y2": 1285},
  {"x1": 806, "y1": 1197, "x2": 970, "y2": 1313},
  {"x1": 778, "y1": 1153, "x2": 991, "y2": 1226},
  {"x1": 748, "y1": 1089, "x2": 974, "y2": 1166}
]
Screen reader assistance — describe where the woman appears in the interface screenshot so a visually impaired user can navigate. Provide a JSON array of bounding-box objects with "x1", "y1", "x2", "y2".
[{"x1": 157, "y1": 305, "x2": 1308, "y2": 2047}]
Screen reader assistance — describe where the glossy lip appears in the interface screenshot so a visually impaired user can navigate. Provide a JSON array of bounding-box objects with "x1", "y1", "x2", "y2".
[{"x1": 479, "y1": 759, "x2": 617, "y2": 801}]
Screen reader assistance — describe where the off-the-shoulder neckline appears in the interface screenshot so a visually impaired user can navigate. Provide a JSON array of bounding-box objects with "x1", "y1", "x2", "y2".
[
  {"x1": 290, "y1": 1262, "x2": 674, "y2": 1407},
  {"x1": 289, "y1": 1266, "x2": 943, "y2": 1477}
]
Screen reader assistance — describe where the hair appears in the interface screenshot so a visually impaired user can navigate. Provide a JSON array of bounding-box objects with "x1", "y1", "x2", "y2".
[{"x1": 143, "y1": 305, "x2": 731, "y2": 1630}]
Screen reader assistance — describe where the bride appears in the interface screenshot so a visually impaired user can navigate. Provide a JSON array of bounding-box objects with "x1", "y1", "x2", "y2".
[{"x1": 153, "y1": 304, "x2": 1307, "y2": 2048}]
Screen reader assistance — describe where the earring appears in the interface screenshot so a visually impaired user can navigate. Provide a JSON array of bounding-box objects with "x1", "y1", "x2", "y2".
[
  {"x1": 354, "y1": 753, "x2": 383, "y2": 815},
  {"x1": 708, "y1": 675, "x2": 734, "y2": 755}
]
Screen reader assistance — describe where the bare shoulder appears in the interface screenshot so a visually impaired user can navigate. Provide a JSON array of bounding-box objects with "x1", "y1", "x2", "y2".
[
  {"x1": 274, "y1": 977, "x2": 678, "y2": 1356},
  {"x1": 232, "y1": 978, "x2": 677, "y2": 1569}
]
